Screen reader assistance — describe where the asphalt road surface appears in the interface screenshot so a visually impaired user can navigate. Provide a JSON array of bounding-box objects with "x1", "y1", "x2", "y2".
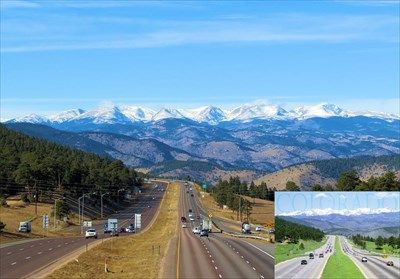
[
  {"x1": 178, "y1": 182, "x2": 274, "y2": 279},
  {"x1": 275, "y1": 235, "x2": 335, "y2": 279},
  {"x1": 340, "y1": 236, "x2": 400, "y2": 279},
  {"x1": 0, "y1": 182, "x2": 166, "y2": 279}
]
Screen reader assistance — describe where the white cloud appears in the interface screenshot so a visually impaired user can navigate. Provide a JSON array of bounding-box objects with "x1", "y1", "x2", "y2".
[
  {"x1": 315, "y1": 193, "x2": 328, "y2": 199},
  {"x1": 375, "y1": 192, "x2": 400, "y2": 199}
]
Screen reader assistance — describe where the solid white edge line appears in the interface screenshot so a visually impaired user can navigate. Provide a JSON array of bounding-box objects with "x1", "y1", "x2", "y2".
[{"x1": 243, "y1": 240, "x2": 275, "y2": 259}]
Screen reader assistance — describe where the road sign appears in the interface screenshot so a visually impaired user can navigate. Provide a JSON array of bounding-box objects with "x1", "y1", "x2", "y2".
[
  {"x1": 83, "y1": 221, "x2": 92, "y2": 227},
  {"x1": 134, "y1": 214, "x2": 142, "y2": 229},
  {"x1": 42, "y1": 214, "x2": 49, "y2": 229},
  {"x1": 202, "y1": 183, "x2": 207, "y2": 190}
]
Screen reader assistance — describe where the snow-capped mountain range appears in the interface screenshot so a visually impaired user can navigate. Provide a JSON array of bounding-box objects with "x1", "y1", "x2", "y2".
[
  {"x1": 5, "y1": 103, "x2": 399, "y2": 125},
  {"x1": 278, "y1": 208, "x2": 400, "y2": 217}
]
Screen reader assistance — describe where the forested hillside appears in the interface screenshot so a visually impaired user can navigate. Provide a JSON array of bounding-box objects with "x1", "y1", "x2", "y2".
[
  {"x1": 276, "y1": 217, "x2": 325, "y2": 243},
  {"x1": 0, "y1": 124, "x2": 141, "y2": 198}
]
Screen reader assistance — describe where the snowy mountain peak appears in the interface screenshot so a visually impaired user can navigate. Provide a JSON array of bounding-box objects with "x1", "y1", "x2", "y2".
[
  {"x1": 289, "y1": 103, "x2": 348, "y2": 119},
  {"x1": 75, "y1": 106, "x2": 131, "y2": 124},
  {"x1": 12, "y1": 114, "x2": 49, "y2": 123},
  {"x1": 50, "y1": 109, "x2": 85, "y2": 122},
  {"x1": 151, "y1": 108, "x2": 186, "y2": 121},
  {"x1": 279, "y1": 208, "x2": 400, "y2": 217},
  {"x1": 119, "y1": 105, "x2": 155, "y2": 121},
  {"x1": 183, "y1": 106, "x2": 226, "y2": 124},
  {"x1": 227, "y1": 103, "x2": 287, "y2": 121}
]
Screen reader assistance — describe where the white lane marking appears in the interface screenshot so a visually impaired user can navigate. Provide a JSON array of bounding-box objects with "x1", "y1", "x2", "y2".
[
  {"x1": 65, "y1": 243, "x2": 68, "y2": 245},
  {"x1": 243, "y1": 241, "x2": 275, "y2": 259},
  {"x1": 214, "y1": 266, "x2": 218, "y2": 270},
  {"x1": 48, "y1": 248, "x2": 53, "y2": 251},
  {"x1": 209, "y1": 255, "x2": 212, "y2": 258},
  {"x1": 39, "y1": 243, "x2": 43, "y2": 245},
  {"x1": 219, "y1": 275, "x2": 222, "y2": 278},
  {"x1": 241, "y1": 256, "x2": 244, "y2": 259},
  {"x1": 261, "y1": 276, "x2": 264, "y2": 279},
  {"x1": 252, "y1": 267, "x2": 256, "y2": 271},
  {"x1": 25, "y1": 256, "x2": 31, "y2": 260},
  {"x1": 19, "y1": 248, "x2": 24, "y2": 251},
  {"x1": 246, "y1": 260, "x2": 250, "y2": 264},
  {"x1": 7, "y1": 252, "x2": 12, "y2": 255},
  {"x1": 236, "y1": 251, "x2": 239, "y2": 254},
  {"x1": 38, "y1": 252, "x2": 42, "y2": 254},
  {"x1": 57, "y1": 245, "x2": 61, "y2": 247},
  {"x1": 30, "y1": 245, "x2": 34, "y2": 247},
  {"x1": 71, "y1": 240, "x2": 74, "y2": 243},
  {"x1": 211, "y1": 260, "x2": 215, "y2": 263},
  {"x1": 47, "y1": 241, "x2": 50, "y2": 243},
  {"x1": 207, "y1": 251, "x2": 210, "y2": 254},
  {"x1": 11, "y1": 262, "x2": 17, "y2": 266}
]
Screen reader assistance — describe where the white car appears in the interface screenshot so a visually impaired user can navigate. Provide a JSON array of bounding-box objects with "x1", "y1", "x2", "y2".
[
  {"x1": 126, "y1": 227, "x2": 135, "y2": 233},
  {"x1": 192, "y1": 227, "x2": 201, "y2": 234},
  {"x1": 189, "y1": 217, "x2": 195, "y2": 221},
  {"x1": 255, "y1": 226, "x2": 262, "y2": 232},
  {"x1": 85, "y1": 228, "x2": 98, "y2": 239},
  {"x1": 188, "y1": 213, "x2": 194, "y2": 218},
  {"x1": 182, "y1": 223, "x2": 187, "y2": 228}
]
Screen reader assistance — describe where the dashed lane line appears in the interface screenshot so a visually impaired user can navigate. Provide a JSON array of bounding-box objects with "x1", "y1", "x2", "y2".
[
  {"x1": 11, "y1": 262, "x2": 17, "y2": 266},
  {"x1": 25, "y1": 256, "x2": 31, "y2": 260}
]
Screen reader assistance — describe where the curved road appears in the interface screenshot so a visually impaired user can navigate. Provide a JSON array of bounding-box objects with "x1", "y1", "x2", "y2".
[
  {"x1": 178, "y1": 182, "x2": 274, "y2": 279},
  {"x1": 0, "y1": 182, "x2": 166, "y2": 279},
  {"x1": 275, "y1": 235, "x2": 335, "y2": 279}
]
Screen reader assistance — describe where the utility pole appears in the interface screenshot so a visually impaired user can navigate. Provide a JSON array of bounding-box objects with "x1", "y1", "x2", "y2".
[
  {"x1": 54, "y1": 198, "x2": 58, "y2": 229},
  {"x1": 101, "y1": 192, "x2": 109, "y2": 219},
  {"x1": 35, "y1": 181, "x2": 38, "y2": 216}
]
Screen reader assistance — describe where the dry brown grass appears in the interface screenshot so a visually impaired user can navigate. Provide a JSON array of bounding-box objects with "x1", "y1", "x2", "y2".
[
  {"x1": 194, "y1": 184, "x2": 274, "y2": 228},
  {"x1": 46, "y1": 182, "x2": 179, "y2": 279},
  {"x1": 0, "y1": 201, "x2": 80, "y2": 244}
]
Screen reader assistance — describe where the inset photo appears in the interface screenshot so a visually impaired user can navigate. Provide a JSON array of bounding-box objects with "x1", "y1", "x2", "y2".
[{"x1": 275, "y1": 192, "x2": 400, "y2": 279}]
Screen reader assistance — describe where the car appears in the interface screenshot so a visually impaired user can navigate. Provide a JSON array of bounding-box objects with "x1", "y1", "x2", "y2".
[
  {"x1": 255, "y1": 226, "x2": 262, "y2": 232},
  {"x1": 85, "y1": 228, "x2": 98, "y2": 239},
  {"x1": 186, "y1": 191, "x2": 189, "y2": 193},
  {"x1": 182, "y1": 223, "x2": 187, "y2": 228},
  {"x1": 189, "y1": 209, "x2": 192, "y2": 213},
  {"x1": 200, "y1": 229, "x2": 209, "y2": 237},
  {"x1": 111, "y1": 229, "x2": 119, "y2": 237},
  {"x1": 387, "y1": 261, "x2": 394, "y2": 266},
  {"x1": 152, "y1": 197, "x2": 155, "y2": 200},
  {"x1": 309, "y1": 253, "x2": 314, "y2": 259},
  {"x1": 191, "y1": 194, "x2": 194, "y2": 197},
  {"x1": 119, "y1": 227, "x2": 126, "y2": 233},
  {"x1": 193, "y1": 227, "x2": 201, "y2": 234},
  {"x1": 189, "y1": 217, "x2": 195, "y2": 221},
  {"x1": 181, "y1": 216, "x2": 187, "y2": 222},
  {"x1": 188, "y1": 213, "x2": 194, "y2": 217},
  {"x1": 125, "y1": 227, "x2": 135, "y2": 233},
  {"x1": 361, "y1": 257, "x2": 368, "y2": 262},
  {"x1": 301, "y1": 260, "x2": 307, "y2": 265},
  {"x1": 319, "y1": 253, "x2": 324, "y2": 258}
]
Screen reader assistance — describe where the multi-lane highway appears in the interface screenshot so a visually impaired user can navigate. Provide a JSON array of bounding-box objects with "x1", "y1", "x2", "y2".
[
  {"x1": 340, "y1": 236, "x2": 400, "y2": 279},
  {"x1": 275, "y1": 235, "x2": 335, "y2": 279},
  {"x1": 0, "y1": 182, "x2": 166, "y2": 279},
  {"x1": 177, "y1": 182, "x2": 274, "y2": 279}
]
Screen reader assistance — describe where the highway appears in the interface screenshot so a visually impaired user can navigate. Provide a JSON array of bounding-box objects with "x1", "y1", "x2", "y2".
[
  {"x1": 0, "y1": 182, "x2": 166, "y2": 279},
  {"x1": 275, "y1": 235, "x2": 335, "y2": 279},
  {"x1": 177, "y1": 182, "x2": 274, "y2": 279},
  {"x1": 340, "y1": 236, "x2": 400, "y2": 279}
]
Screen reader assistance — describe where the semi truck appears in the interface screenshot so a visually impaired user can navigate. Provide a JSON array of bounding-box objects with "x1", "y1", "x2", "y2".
[
  {"x1": 18, "y1": 221, "x2": 32, "y2": 233},
  {"x1": 241, "y1": 222, "x2": 251, "y2": 234},
  {"x1": 202, "y1": 218, "x2": 212, "y2": 232}
]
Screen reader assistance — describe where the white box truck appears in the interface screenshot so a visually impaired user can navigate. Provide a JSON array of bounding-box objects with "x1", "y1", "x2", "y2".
[{"x1": 19, "y1": 221, "x2": 32, "y2": 233}]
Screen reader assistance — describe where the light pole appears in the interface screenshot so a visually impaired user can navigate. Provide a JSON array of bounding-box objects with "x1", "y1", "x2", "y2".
[
  {"x1": 101, "y1": 192, "x2": 109, "y2": 219},
  {"x1": 78, "y1": 193, "x2": 90, "y2": 234},
  {"x1": 54, "y1": 198, "x2": 58, "y2": 230}
]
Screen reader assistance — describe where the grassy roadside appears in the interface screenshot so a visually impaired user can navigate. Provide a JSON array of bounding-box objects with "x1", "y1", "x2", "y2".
[
  {"x1": 321, "y1": 237, "x2": 364, "y2": 279},
  {"x1": 350, "y1": 239, "x2": 400, "y2": 257},
  {"x1": 275, "y1": 237, "x2": 327, "y2": 264},
  {"x1": 0, "y1": 200, "x2": 80, "y2": 244},
  {"x1": 194, "y1": 184, "x2": 274, "y2": 227},
  {"x1": 46, "y1": 182, "x2": 179, "y2": 279}
]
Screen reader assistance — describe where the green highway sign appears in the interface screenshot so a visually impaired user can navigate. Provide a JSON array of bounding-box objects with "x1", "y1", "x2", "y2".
[{"x1": 202, "y1": 183, "x2": 207, "y2": 189}]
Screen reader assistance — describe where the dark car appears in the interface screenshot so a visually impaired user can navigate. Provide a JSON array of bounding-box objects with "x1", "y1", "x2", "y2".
[
  {"x1": 111, "y1": 229, "x2": 119, "y2": 237},
  {"x1": 200, "y1": 229, "x2": 209, "y2": 237},
  {"x1": 301, "y1": 260, "x2": 307, "y2": 265},
  {"x1": 387, "y1": 261, "x2": 394, "y2": 266},
  {"x1": 188, "y1": 209, "x2": 192, "y2": 213},
  {"x1": 319, "y1": 253, "x2": 324, "y2": 258},
  {"x1": 119, "y1": 227, "x2": 126, "y2": 233},
  {"x1": 309, "y1": 253, "x2": 314, "y2": 259},
  {"x1": 181, "y1": 216, "x2": 187, "y2": 222},
  {"x1": 191, "y1": 194, "x2": 194, "y2": 197}
]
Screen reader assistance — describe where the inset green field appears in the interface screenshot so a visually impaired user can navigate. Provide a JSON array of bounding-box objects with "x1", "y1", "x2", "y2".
[
  {"x1": 351, "y1": 240, "x2": 400, "y2": 257},
  {"x1": 321, "y1": 237, "x2": 364, "y2": 279},
  {"x1": 275, "y1": 237, "x2": 327, "y2": 264}
]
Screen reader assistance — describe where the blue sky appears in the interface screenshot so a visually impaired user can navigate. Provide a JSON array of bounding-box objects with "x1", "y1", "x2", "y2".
[
  {"x1": 1, "y1": 1, "x2": 399, "y2": 120},
  {"x1": 275, "y1": 192, "x2": 400, "y2": 215}
]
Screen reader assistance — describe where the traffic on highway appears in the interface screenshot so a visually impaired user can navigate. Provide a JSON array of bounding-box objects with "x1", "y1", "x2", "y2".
[{"x1": 0, "y1": 182, "x2": 166, "y2": 279}]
